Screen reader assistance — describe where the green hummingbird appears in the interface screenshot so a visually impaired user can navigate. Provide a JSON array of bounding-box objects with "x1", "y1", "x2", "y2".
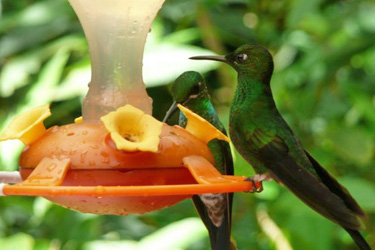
[
  {"x1": 190, "y1": 45, "x2": 371, "y2": 250},
  {"x1": 163, "y1": 71, "x2": 236, "y2": 250}
]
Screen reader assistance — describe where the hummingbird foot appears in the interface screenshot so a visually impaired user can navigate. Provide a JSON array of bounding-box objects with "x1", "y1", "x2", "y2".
[
  {"x1": 245, "y1": 173, "x2": 272, "y2": 193},
  {"x1": 245, "y1": 178, "x2": 263, "y2": 193}
]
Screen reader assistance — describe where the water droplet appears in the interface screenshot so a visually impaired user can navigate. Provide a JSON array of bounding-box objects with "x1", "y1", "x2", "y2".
[
  {"x1": 80, "y1": 150, "x2": 88, "y2": 163},
  {"x1": 100, "y1": 152, "x2": 109, "y2": 157}
]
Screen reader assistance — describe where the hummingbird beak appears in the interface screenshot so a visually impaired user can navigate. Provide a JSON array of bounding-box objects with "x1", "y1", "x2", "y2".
[
  {"x1": 189, "y1": 55, "x2": 227, "y2": 63},
  {"x1": 163, "y1": 101, "x2": 178, "y2": 123}
]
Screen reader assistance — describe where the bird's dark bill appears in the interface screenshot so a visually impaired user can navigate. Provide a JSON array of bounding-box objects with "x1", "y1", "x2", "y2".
[
  {"x1": 163, "y1": 101, "x2": 178, "y2": 123},
  {"x1": 189, "y1": 55, "x2": 227, "y2": 62}
]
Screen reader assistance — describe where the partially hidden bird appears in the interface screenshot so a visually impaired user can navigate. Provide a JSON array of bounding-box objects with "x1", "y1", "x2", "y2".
[
  {"x1": 163, "y1": 71, "x2": 237, "y2": 250},
  {"x1": 190, "y1": 45, "x2": 371, "y2": 250}
]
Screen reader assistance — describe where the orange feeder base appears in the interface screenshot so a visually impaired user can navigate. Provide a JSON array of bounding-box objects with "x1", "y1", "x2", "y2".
[{"x1": 0, "y1": 122, "x2": 259, "y2": 215}]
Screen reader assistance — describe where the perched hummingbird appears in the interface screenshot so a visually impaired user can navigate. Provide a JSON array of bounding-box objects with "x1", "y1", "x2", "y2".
[
  {"x1": 163, "y1": 71, "x2": 236, "y2": 250},
  {"x1": 190, "y1": 45, "x2": 371, "y2": 250}
]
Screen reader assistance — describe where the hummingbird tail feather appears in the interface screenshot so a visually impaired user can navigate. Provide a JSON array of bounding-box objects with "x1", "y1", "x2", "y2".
[{"x1": 344, "y1": 228, "x2": 372, "y2": 250}]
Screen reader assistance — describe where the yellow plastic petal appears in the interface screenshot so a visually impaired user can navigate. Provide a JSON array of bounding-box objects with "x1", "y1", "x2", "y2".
[
  {"x1": 100, "y1": 105, "x2": 162, "y2": 153},
  {"x1": 74, "y1": 116, "x2": 83, "y2": 123},
  {"x1": 0, "y1": 105, "x2": 51, "y2": 145},
  {"x1": 177, "y1": 104, "x2": 230, "y2": 144}
]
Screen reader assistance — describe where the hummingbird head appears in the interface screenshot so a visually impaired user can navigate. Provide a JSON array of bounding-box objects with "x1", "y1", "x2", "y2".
[
  {"x1": 191, "y1": 44, "x2": 274, "y2": 83},
  {"x1": 163, "y1": 71, "x2": 208, "y2": 123},
  {"x1": 171, "y1": 71, "x2": 208, "y2": 104}
]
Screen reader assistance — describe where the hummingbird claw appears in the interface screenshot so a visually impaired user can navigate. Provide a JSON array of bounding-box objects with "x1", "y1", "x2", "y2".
[
  {"x1": 244, "y1": 177, "x2": 263, "y2": 193},
  {"x1": 244, "y1": 173, "x2": 271, "y2": 193}
]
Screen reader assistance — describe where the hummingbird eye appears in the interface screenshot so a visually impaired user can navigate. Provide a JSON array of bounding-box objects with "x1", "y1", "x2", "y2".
[
  {"x1": 190, "y1": 82, "x2": 201, "y2": 95},
  {"x1": 235, "y1": 53, "x2": 248, "y2": 63}
]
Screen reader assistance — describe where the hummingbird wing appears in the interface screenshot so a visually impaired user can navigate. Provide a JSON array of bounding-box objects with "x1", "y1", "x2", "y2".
[
  {"x1": 208, "y1": 138, "x2": 234, "y2": 175},
  {"x1": 304, "y1": 150, "x2": 365, "y2": 217},
  {"x1": 256, "y1": 135, "x2": 365, "y2": 230}
]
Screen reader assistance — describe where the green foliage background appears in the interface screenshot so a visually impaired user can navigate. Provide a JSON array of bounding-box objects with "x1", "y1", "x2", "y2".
[{"x1": 0, "y1": 0, "x2": 374, "y2": 249}]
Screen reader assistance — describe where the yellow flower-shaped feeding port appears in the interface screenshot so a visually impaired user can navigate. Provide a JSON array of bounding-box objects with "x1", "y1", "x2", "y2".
[
  {"x1": 0, "y1": 105, "x2": 51, "y2": 145},
  {"x1": 101, "y1": 105, "x2": 162, "y2": 153},
  {"x1": 74, "y1": 116, "x2": 83, "y2": 123},
  {"x1": 177, "y1": 104, "x2": 230, "y2": 144}
]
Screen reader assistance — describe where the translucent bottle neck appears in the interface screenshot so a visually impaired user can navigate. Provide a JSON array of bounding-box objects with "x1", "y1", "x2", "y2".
[{"x1": 68, "y1": 0, "x2": 165, "y2": 122}]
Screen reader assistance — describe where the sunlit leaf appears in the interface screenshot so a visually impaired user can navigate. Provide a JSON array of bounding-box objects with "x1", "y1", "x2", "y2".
[
  {"x1": 327, "y1": 128, "x2": 374, "y2": 165},
  {"x1": 0, "y1": 233, "x2": 34, "y2": 250},
  {"x1": 25, "y1": 47, "x2": 70, "y2": 106},
  {"x1": 138, "y1": 217, "x2": 207, "y2": 250},
  {"x1": 83, "y1": 218, "x2": 207, "y2": 250},
  {"x1": 144, "y1": 44, "x2": 220, "y2": 87},
  {"x1": 0, "y1": 35, "x2": 86, "y2": 98},
  {"x1": 53, "y1": 59, "x2": 90, "y2": 101}
]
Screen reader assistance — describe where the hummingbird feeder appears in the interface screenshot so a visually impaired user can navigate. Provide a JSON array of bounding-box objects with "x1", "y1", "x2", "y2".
[{"x1": 0, "y1": 0, "x2": 259, "y2": 216}]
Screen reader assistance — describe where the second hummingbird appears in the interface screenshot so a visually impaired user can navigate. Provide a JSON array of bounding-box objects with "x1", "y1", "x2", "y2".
[{"x1": 164, "y1": 71, "x2": 236, "y2": 250}]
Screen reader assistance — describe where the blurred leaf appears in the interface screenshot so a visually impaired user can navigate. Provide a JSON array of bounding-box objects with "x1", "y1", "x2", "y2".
[
  {"x1": 255, "y1": 181, "x2": 280, "y2": 201},
  {"x1": 0, "y1": 35, "x2": 85, "y2": 98},
  {"x1": 138, "y1": 217, "x2": 207, "y2": 250},
  {"x1": 53, "y1": 60, "x2": 90, "y2": 101},
  {"x1": 83, "y1": 218, "x2": 207, "y2": 250},
  {"x1": 0, "y1": 0, "x2": 72, "y2": 32},
  {"x1": 83, "y1": 240, "x2": 137, "y2": 250},
  {"x1": 339, "y1": 177, "x2": 375, "y2": 212},
  {"x1": 358, "y1": 2, "x2": 375, "y2": 33},
  {"x1": 0, "y1": 55, "x2": 40, "y2": 97},
  {"x1": 25, "y1": 47, "x2": 70, "y2": 106},
  {"x1": 0, "y1": 0, "x2": 74, "y2": 58},
  {"x1": 0, "y1": 140, "x2": 23, "y2": 170},
  {"x1": 327, "y1": 128, "x2": 374, "y2": 165},
  {"x1": 144, "y1": 44, "x2": 220, "y2": 87},
  {"x1": 31, "y1": 197, "x2": 53, "y2": 224},
  {"x1": 256, "y1": 206, "x2": 293, "y2": 250},
  {"x1": 0, "y1": 48, "x2": 70, "y2": 170},
  {"x1": 273, "y1": 192, "x2": 335, "y2": 250},
  {"x1": 0, "y1": 233, "x2": 34, "y2": 250}
]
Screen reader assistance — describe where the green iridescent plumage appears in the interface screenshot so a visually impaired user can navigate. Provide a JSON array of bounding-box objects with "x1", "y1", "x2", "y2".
[
  {"x1": 191, "y1": 44, "x2": 370, "y2": 250},
  {"x1": 164, "y1": 71, "x2": 234, "y2": 250}
]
